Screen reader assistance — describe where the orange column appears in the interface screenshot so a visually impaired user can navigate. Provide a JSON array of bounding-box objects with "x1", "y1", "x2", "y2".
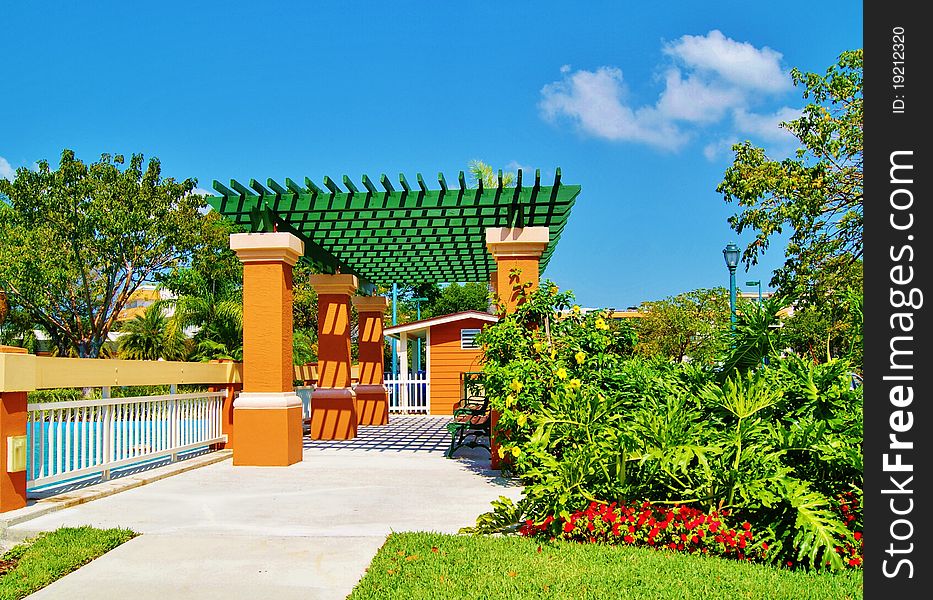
[
  {"x1": 351, "y1": 295, "x2": 390, "y2": 426},
  {"x1": 488, "y1": 270, "x2": 499, "y2": 312},
  {"x1": 230, "y1": 233, "x2": 304, "y2": 467},
  {"x1": 485, "y1": 227, "x2": 550, "y2": 469},
  {"x1": 0, "y1": 346, "x2": 28, "y2": 512},
  {"x1": 309, "y1": 274, "x2": 359, "y2": 439}
]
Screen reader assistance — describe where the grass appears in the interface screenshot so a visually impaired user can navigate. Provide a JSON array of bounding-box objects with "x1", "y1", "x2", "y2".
[
  {"x1": 0, "y1": 526, "x2": 137, "y2": 600},
  {"x1": 349, "y1": 532, "x2": 863, "y2": 600}
]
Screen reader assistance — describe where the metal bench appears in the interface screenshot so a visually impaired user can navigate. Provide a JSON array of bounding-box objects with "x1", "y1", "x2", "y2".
[{"x1": 445, "y1": 372, "x2": 490, "y2": 458}]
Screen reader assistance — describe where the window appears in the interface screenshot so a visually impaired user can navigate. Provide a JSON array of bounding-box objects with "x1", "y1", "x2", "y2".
[{"x1": 460, "y1": 328, "x2": 481, "y2": 349}]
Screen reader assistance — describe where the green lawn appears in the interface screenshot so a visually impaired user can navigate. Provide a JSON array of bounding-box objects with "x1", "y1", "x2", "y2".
[
  {"x1": 349, "y1": 532, "x2": 862, "y2": 600},
  {"x1": 0, "y1": 526, "x2": 137, "y2": 600}
]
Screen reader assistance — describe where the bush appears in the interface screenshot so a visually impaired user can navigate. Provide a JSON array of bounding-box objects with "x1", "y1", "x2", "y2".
[{"x1": 469, "y1": 281, "x2": 863, "y2": 571}]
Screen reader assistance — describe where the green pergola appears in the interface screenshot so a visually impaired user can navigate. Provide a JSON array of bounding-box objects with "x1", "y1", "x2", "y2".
[{"x1": 207, "y1": 168, "x2": 580, "y2": 292}]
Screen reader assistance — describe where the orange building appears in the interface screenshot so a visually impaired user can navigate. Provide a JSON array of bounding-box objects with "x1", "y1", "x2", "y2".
[{"x1": 384, "y1": 311, "x2": 498, "y2": 415}]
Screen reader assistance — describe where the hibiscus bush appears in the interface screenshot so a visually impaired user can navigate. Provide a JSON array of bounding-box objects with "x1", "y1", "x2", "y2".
[{"x1": 466, "y1": 279, "x2": 863, "y2": 571}]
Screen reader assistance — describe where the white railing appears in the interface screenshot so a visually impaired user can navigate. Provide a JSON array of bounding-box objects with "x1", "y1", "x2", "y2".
[
  {"x1": 384, "y1": 372, "x2": 430, "y2": 414},
  {"x1": 26, "y1": 389, "x2": 227, "y2": 489}
]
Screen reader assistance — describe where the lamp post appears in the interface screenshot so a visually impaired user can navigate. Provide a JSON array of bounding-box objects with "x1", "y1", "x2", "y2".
[
  {"x1": 412, "y1": 297, "x2": 427, "y2": 373},
  {"x1": 722, "y1": 243, "x2": 740, "y2": 326},
  {"x1": 745, "y1": 280, "x2": 762, "y2": 305},
  {"x1": 391, "y1": 283, "x2": 398, "y2": 376}
]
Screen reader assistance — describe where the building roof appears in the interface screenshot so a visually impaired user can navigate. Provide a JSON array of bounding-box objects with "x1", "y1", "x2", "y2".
[
  {"x1": 383, "y1": 310, "x2": 498, "y2": 338},
  {"x1": 206, "y1": 169, "x2": 580, "y2": 291}
]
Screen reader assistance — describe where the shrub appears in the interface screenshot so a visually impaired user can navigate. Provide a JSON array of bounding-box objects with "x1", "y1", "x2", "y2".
[{"x1": 469, "y1": 280, "x2": 863, "y2": 571}]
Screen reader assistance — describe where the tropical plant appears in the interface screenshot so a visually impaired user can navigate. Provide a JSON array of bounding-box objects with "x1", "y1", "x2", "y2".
[
  {"x1": 468, "y1": 160, "x2": 515, "y2": 188},
  {"x1": 467, "y1": 282, "x2": 862, "y2": 571},
  {"x1": 161, "y1": 293, "x2": 243, "y2": 362},
  {"x1": 117, "y1": 305, "x2": 187, "y2": 361}
]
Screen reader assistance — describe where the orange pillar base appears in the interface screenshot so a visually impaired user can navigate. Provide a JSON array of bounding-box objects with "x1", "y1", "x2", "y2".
[
  {"x1": 310, "y1": 388, "x2": 358, "y2": 439},
  {"x1": 354, "y1": 385, "x2": 389, "y2": 426},
  {"x1": 232, "y1": 393, "x2": 303, "y2": 466},
  {"x1": 0, "y1": 390, "x2": 27, "y2": 512}
]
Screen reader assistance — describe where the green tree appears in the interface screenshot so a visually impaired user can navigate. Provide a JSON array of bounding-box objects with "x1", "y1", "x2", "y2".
[
  {"x1": 717, "y1": 50, "x2": 863, "y2": 307},
  {"x1": 118, "y1": 305, "x2": 187, "y2": 361},
  {"x1": 430, "y1": 282, "x2": 490, "y2": 316},
  {"x1": 0, "y1": 149, "x2": 212, "y2": 357},
  {"x1": 634, "y1": 288, "x2": 730, "y2": 364}
]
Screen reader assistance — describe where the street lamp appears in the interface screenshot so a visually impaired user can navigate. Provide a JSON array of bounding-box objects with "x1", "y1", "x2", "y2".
[
  {"x1": 722, "y1": 243, "x2": 740, "y2": 326},
  {"x1": 412, "y1": 297, "x2": 428, "y2": 373},
  {"x1": 745, "y1": 280, "x2": 762, "y2": 305}
]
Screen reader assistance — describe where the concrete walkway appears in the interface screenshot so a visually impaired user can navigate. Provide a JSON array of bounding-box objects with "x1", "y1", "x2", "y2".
[{"x1": 4, "y1": 416, "x2": 522, "y2": 600}]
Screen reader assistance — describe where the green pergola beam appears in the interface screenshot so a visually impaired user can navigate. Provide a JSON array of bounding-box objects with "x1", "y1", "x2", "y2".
[{"x1": 207, "y1": 168, "x2": 580, "y2": 285}]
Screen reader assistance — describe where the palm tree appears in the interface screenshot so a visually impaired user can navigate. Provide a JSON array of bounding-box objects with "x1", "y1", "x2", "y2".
[
  {"x1": 118, "y1": 305, "x2": 187, "y2": 361},
  {"x1": 161, "y1": 293, "x2": 243, "y2": 362},
  {"x1": 468, "y1": 160, "x2": 515, "y2": 188}
]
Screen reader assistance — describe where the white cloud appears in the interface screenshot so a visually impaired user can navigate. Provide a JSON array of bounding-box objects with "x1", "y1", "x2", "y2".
[
  {"x1": 702, "y1": 107, "x2": 801, "y2": 161},
  {"x1": 540, "y1": 30, "x2": 796, "y2": 155},
  {"x1": 655, "y1": 69, "x2": 744, "y2": 123},
  {"x1": 505, "y1": 160, "x2": 534, "y2": 174},
  {"x1": 539, "y1": 66, "x2": 687, "y2": 151},
  {"x1": 663, "y1": 30, "x2": 790, "y2": 93},
  {"x1": 192, "y1": 187, "x2": 213, "y2": 197},
  {"x1": 732, "y1": 106, "x2": 800, "y2": 142},
  {"x1": 0, "y1": 156, "x2": 14, "y2": 181}
]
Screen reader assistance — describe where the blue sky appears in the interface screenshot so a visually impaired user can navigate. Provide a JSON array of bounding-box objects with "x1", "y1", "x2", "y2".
[{"x1": 0, "y1": 1, "x2": 862, "y2": 308}]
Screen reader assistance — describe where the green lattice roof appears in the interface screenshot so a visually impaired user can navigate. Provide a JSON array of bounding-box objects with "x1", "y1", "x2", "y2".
[{"x1": 206, "y1": 169, "x2": 580, "y2": 290}]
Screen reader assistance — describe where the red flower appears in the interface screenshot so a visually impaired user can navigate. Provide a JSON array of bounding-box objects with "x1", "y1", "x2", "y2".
[
  {"x1": 623, "y1": 535, "x2": 634, "y2": 544},
  {"x1": 761, "y1": 542, "x2": 769, "y2": 550},
  {"x1": 854, "y1": 532, "x2": 862, "y2": 541},
  {"x1": 563, "y1": 521, "x2": 575, "y2": 533},
  {"x1": 742, "y1": 522, "x2": 751, "y2": 531},
  {"x1": 709, "y1": 522, "x2": 720, "y2": 533},
  {"x1": 849, "y1": 558, "x2": 860, "y2": 567}
]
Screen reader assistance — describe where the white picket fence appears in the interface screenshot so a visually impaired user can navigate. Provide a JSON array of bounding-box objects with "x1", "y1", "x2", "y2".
[
  {"x1": 384, "y1": 372, "x2": 430, "y2": 414},
  {"x1": 26, "y1": 389, "x2": 226, "y2": 489}
]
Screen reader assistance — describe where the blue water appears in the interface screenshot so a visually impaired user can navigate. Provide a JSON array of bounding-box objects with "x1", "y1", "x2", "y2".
[{"x1": 27, "y1": 419, "x2": 212, "y2": 487}]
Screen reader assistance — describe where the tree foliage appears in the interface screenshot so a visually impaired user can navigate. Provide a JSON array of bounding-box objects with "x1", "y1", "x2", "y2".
[
  {"x1": 118, "y1": 305, "x2": 187, "y2": 361},
  {"x1": 0, "y1": 149, "x2": 213, "y2": 357},
  {"x1": 633, "y1": 288, "x2": 730, "y2": 364},
  {"x1": 717, "y1": 49, "x2": 862, "y2": 306}
]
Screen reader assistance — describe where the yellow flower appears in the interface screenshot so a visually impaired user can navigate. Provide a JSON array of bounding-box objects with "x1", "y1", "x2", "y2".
[
  {"x1": 572, "y1": 305, "x2": 581, "y2": 315},
  {"x1": 568, "y1": 379, "x2": 582, "y2": 391},
  {"x1": 595, "y1": 317, "x2": 609, "y2": 330},
  {"x1": 510, "y1": 379, "x2": 524, "y2": 393},
  {"x1": 498, "y1": 446, "x2": 507, "y2": 459},
  {"x1": 505, "y1": 394, "x2": 515, "y2": 408},
  {"x1": 511, "y1": 446, "x2": 522, "y2": 458},
  {"x1": 556, "y1": 367, "x2": 567, "y2": 380},
  {"x1": 517, "y1": 413, "x2": 528, "y2": 427},
  {"x1": 575, "y1": 351, "x2": 586, "y2": 364},
  {"x1": 533, "y1": 341, "x2": 543, "y2": 353}
]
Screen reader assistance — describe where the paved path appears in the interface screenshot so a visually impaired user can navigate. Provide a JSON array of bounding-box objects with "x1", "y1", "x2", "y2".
[{"x1": 6, "y1": 416, "x2": 521, "y2": 600}]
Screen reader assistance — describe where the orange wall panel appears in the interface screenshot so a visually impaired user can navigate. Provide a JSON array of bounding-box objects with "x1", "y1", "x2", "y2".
[{"x1": 428, "y1": 318, "x2": 487, "y2": 415}]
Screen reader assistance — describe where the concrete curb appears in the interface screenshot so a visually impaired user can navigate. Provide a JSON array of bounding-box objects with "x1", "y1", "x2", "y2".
[{"x1": 0, "y1": 450, "x2": 232, "y2": 541}]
